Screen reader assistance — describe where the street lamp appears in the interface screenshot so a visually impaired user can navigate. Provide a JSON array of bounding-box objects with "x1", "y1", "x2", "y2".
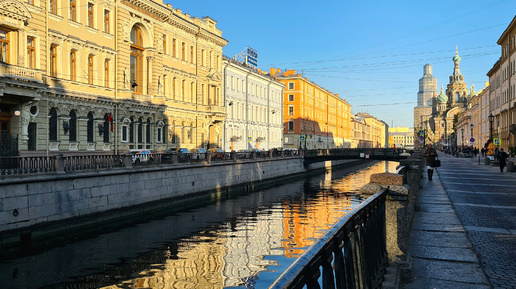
[
  {"x1": 488, "y1": 113, "x2": 494, "y2": 141},
  {"x1": 470, "y1": 123, "x2": 474, "y2": 145}
]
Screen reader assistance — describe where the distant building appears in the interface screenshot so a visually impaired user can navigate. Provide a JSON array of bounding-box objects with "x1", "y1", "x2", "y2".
[
  {"x1": 388, "y1": 127, "x2": 414, "y2": 148},
  {"x1": 222, "y1": 57, "x2": 284, "y2": 151},
  {"x1": 270, "y1": 69, "x2": 353, "y2": 149},
  {"x1": 414, "y1": 48, "x2": 473, "y2": 148},
  {"x1": 356, "y1": 113, "x2": 388, "y2": 148}
]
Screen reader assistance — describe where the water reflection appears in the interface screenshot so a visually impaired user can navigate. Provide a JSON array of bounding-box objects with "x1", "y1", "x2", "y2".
[{"x1": 0, "y1": 161, "x2": 397, "y2": 289}]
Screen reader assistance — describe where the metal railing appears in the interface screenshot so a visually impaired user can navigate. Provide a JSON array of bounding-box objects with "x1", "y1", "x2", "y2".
[
  {"x1": 270, "y1": 188, "x2": 388, "y2": 289},
  {"x1": 0, "y1": 156, "x2": 55, "y2": 176}
]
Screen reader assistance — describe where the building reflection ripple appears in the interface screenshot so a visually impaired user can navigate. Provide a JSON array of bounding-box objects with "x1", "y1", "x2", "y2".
[{"x1": 0, "y1": 161, "x2": 398, "y2": 289}]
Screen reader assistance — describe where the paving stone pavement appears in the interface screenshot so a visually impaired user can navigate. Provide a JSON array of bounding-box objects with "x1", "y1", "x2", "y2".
[{"x1": 402, "y1": 153, "x2": 516, "y2": 289}]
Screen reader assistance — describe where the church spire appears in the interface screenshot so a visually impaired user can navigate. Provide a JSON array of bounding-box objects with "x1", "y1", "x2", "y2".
[{"x1": 450, "y1": 46, "x2": 464, "y2": 84}]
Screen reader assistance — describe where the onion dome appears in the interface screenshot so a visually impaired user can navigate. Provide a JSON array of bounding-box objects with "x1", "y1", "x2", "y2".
[
  {"x1": 437, "y1": 85, "x2": 448, "y2": 103},
  {"x1": 453, "y1": 46, "x2": 461, "y2": 62}
]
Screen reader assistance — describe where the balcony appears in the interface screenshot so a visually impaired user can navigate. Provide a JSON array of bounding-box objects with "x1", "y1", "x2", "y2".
[{"x1": 0, "y1": 63, "x2": 44, "y2": 83}]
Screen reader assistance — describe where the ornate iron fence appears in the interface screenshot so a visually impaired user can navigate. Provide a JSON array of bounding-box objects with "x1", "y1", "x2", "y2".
[{"x1": 269, "y1": 188, "x2": 389, "y2": 289}]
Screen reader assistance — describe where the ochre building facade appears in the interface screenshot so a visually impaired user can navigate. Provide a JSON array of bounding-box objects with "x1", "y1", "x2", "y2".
[{"x1": 0, "y1": 0, "x2": 227, "y2": 155}]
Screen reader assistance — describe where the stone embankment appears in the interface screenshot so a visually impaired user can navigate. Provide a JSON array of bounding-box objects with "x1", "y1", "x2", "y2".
[
  {"x1": 0, "y1": 157, "x2": 360, "y2": 250},
  {"x1": 360, "y1": 151, "x2": 423, "y2": 289}
]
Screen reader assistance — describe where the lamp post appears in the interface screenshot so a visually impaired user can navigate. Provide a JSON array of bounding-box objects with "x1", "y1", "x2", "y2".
[
  {"x1": 470, "y1": 123, "x2": 473, "y2": 146},
  {"x1": 488, "y1": 113, "x2": 494, "y2": 141}
]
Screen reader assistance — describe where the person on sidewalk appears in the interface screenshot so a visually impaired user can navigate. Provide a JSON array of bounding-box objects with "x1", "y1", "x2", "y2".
[
  {"x1": 423, "y1": 144, "x2": 438, "y2": 181},
  {"x1": 498, "y1": 148, "x2": 509, "y2": 173}
]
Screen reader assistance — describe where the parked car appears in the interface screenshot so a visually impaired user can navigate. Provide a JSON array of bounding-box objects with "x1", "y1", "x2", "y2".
[
  {"x1": 131, "y1": 149, "x2": 153, "y2": 164},
  {"x1": 190, "y1": 148, "x2": 207, "y2": 160},
  {"x1": 237, "y1": 149, "x2": 251, "y2": 158},
  {"x1": 208, "y1": 148, "x2": 225, "y2": 159}
]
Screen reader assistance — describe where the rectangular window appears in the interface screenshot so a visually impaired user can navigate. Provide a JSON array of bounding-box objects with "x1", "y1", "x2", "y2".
[
  {"x1": 288, "y1": 94, "x2": 294, "y2": 101},
  {"x1": 50, "y1": 45, "x2": 57, "y2": 77},
  {"x1": 288, "y1": 121, "x2": 294, "y2": 131},
  {"x1": 104, "y1": 59, "x2": 109, "y2": 87},
  {"x1": 70, "y1": 0, "x2": 76, "y2": 21},
  {"x1": 162, "y1": 34, "x2": 167, "y2": 54},
  {"x1": 181, "y1": 42, "x2": 185, "y2": 60},
  {"x1": 27, "y1": 0, "x2": 34, "y2": 5},
  {"x1": 104, "y1": 10, "x2": 110, "y2": 33},
  {"x1": 88, "y1": 3, "x2": 94, "y2": 28},
  {"x1": 70, "y1": 50, "x2": 76, "y2": 81},
  {"x1": 122, "y1": 125, "x2": 128, "y2": 142},
  {"x1": 172, "y1": 39, "x2": 176, "y2": 57},
  {"x1": 190, "y1": 45, "x2": 194, "y2": 63},
  {"x1": 202, "y1": 49, "x2": 205, "y2": 66},
  {"x1": 288, "y1": 82, "x2": 294, "y2": 90},
  {"x1": 88, "y1": 55, "x2": 94, "y2": 84},
  {"x1": 50, "y1": 0, "x2": 57, "y2": 14},
  {"x1": 27, "y1": 36, "x2": 35, "y2": 69},
  {"x1": 288, "y1": 106, "x2": 294, "y2": 116}
]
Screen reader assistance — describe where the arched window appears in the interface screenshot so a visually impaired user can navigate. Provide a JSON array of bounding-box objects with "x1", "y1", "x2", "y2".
[
  {"x1": 137, "y1": 117, "x2": 143, "y2": 147},
  {"x1": 103, "y1": 114, "x2": 110, "y2": 143},
  {"x1": 87, "y1": 112, "x2": 94, "y2": 142},
  {"x1": 455, "y1": 92, "x2": 460, "y2": 102},
  {"x1": 190, "y1": 82, "x2": 195, "y2": 103},
  {"x1": 69, "y1": 110, "x2": 77, "y2": 142},
  {"x1": 146, "y1": 118, "x2": 151, "y2": 146},
  {"x1": 49, "y1": 108, "x2": 57, "y2": 141},
  {"x1": 130, "y1": 26, "x2": 144, "y2": 94},
  {"x1": 129, "y1": 117, "x2": 135, "y2": 143}
]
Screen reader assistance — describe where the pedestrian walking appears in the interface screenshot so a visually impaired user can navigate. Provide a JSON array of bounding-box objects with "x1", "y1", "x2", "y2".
[
  {"x1": 498, "y1": 148, "x2": 509, "y2": 173},
  {"x1": 423, "y1": 144, "x2": 438, "y2": 181}
]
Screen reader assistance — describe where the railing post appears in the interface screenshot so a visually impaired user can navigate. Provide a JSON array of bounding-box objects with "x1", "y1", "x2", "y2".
[
  {"x1": 55, "y1": 154, "x2": 66, "y2": 174},
  {"x1": 206, "y1": 151, "x2": 212, "y2": 164},
  {"x1": 269, "y1": 149, "x2": 273, "y2": 159},
  {"x1": 171, "y1": 152, "x2": 179, "y2": 164},
  {"x1": 124, "y1": 154, "x2": 132, "y2": 168},
  {"x1": 252, "y1": 151, "x2": 257, "y2": 159},
  {"x1": 231, "y1": 151, "x2": 237, "y2": 162}
]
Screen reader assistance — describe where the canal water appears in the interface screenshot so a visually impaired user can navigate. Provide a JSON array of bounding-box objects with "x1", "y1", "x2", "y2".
[{"x1": 1, "y1": 161, "x2": 399, "y2": 289}]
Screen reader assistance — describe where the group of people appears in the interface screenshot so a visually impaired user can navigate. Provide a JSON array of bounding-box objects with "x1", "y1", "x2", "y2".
[{"x1": 423, "y1": 143, "x2": 511, "y2": 181}]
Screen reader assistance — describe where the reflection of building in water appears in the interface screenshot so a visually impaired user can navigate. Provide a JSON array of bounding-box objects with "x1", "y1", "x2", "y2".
[
  {"x1": 281, "y1": 161, "x2": 398, "y2": 258},
  {"x1": 222, "y1": 204, "x2": 284, "y2": 287},
  {"x1": 99, "y1": 205, "x2": 285, "y2": 288}
]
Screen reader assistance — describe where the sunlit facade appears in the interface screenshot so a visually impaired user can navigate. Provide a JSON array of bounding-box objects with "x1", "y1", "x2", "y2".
[
  {"x1": 269, "y1": 69, "x2": 353, "y2": 149},
  {"x1": 223, "y1": 57, "x2": 284, "y2": 151},
  {"x1": 388, "y1": 127, "x2": 415, "y2": 148},
  {"x1": 0, "y1": 0, "x2": 227, "y2": 155}
]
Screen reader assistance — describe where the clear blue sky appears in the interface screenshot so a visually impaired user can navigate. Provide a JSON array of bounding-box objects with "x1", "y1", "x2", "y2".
[{"x1": 168, "y1": 0, "x2": 515, "y2": 128}]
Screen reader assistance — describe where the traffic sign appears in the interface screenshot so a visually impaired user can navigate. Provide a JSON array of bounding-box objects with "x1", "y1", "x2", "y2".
[
  {"x1": 494, "y1": 138, "x2": 501, "y2": 145},
  {"x1": 419, "y1": 136, "x2": 424, "y2": 141},
  {"x1": 300, "y1": 135, "x2": 305, "y2": 141},
  {"x1": 247, "y1": 136, "x2": 252, "y2": 141},
  {"x1": 418, "y1": 130, "x2": 425, "y2": 136},
  {"x1": 470, "y1": 138, "x2": 475, "y2": 143}
]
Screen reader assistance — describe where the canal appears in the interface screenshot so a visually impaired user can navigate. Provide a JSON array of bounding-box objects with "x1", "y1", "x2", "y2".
[{"x1": 0, "y1": 160, "x2": 399, "y2": 289}]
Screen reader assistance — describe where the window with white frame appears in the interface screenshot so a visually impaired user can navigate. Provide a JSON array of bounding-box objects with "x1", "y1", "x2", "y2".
[
  {"x1": 121, "y1": 118, "x2": 131, "y2": 142},
  {"x1": 288, "y1": 94, "x2": 294, "y2": 102},
  {"x1": 288, "y1": 82, "x2": 294, "y2": 90}
]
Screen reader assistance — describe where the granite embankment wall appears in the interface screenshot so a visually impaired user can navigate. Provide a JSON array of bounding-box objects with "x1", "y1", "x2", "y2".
[{"x1": 0, "y1": 158, "x2": 357, "y2": 241}]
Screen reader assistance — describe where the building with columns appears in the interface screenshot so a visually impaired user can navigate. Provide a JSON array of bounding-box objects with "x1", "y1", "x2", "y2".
[
  {"x1": 222, "y1": 56, "x2": 284, "y2": 151},
  {"x1": 0, "y1": 0, "x2": 227, "y2": 156}
]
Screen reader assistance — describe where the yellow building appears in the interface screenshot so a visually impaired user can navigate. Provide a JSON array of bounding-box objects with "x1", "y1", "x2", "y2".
[
  {"x1": 388, "y1": 127, "x2": 414, "y2": 148},
  {"x1": 269, "y1": 69, "x2": 352, "y2": 149},
  {"x1": 356, "y1": 113, "x2": 388, "y2": 148},
  {"x1": 0, "y1": 0, "x2": 227, "y2": 156}
]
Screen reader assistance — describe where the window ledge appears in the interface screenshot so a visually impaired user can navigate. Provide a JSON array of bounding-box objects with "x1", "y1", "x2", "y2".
[
  {"x1": 49, "y1": 13, "x2": 63, "y2": 22},
  {"x1": 86, "y1": 26, "x2": 99, "y2": 34}
]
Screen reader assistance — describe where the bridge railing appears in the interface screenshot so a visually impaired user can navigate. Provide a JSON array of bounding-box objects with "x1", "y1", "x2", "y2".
[{"x1": 269, "y1": 188, "x2": 388, "y2": 289}]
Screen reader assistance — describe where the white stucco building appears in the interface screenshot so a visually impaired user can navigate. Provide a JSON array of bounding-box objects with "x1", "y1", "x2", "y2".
[{"x1": 222, "y1": 56, "x2": 284, "y2": 151}]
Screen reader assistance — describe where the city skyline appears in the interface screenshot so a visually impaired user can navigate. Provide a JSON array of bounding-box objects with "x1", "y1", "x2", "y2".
[{"x1": 169, "y1": 0, "x2": 515, "y2": 128}]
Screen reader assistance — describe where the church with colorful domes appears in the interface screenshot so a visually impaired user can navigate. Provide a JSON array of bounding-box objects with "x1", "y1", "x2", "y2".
[{"x1": 413, "y1": 48, "x2": 475, "y2": 147}]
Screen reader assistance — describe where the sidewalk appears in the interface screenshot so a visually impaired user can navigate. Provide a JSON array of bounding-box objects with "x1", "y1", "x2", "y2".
[{"x1": 402, "y1": 153, "x2": 516, "y2": 289}]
